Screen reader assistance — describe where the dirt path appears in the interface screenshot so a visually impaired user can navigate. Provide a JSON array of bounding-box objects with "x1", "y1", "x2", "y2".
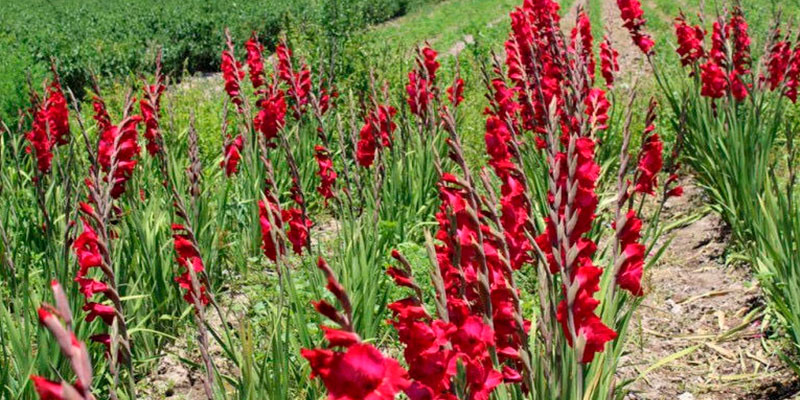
[
  {"x1": 617, "y1": 182, "x2": 795, "y2": 399},
  {"x1": 601, "y1": 0, "x2": 651, "y2": 84}
]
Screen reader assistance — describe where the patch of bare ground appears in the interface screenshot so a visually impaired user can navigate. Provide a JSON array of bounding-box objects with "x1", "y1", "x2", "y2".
[
  {"x1": 139, "y1": 289, "x2": 248, "y2": 400},
  {"x1": 617, "y1": 181, "x2": 795, "y2": 399}
]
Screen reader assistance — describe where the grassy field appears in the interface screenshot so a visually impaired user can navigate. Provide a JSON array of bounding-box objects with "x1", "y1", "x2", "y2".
[{"x1": 3, "y1": 0, "x2": 800, "y2": 399}]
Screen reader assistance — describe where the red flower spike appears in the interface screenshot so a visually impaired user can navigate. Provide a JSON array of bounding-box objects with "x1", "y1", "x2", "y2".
[
  {"x1": 570, "y1": 12, "x2": 596, "y2": 82},
  {"x1": 254, "y1": 88, "x2": 287, "y2": 146},
  {"x1": 301, "y1": 343, "x2": 410, "y2": 400},
  {"x1": 674, "y1": 14, "x2": 705, "y2": 67},
  {"x1": 245, "y1": 33, "x2": 266, "y2": 90},
  {"x1": 96, "y1": 115, "x2": 143, "y2": 198},
  {"x1": 139, "y1": 83, "x2": 165, "y2": 156},
  {"x1": 282, "y1": 207, "x2": 311, "y2": 255},
  {"x1": 616, "y1": 0, "x2": 655, "y2": 55},
  {"x1": 600, "y1": 36, "x2": 620, "y2": 88},
  {"x1": 634, "y1": 132, "x2": 664, "y2": 195},
  {"x1": 314, "y1": 145, "x2": 337, "y2": 203},
  {"x1": 356, "y1": 105, "x2": 397, "y2": 168},
  {"x1": 221, "y1": 49, "x2": 245, "y2": 110},
  {"x1": 221, "y1": 134, "x2": 244, "y2": 177},
  {"x1": 172, "y1": 225, "x2": 210, "y2": 307},
  {"x1": 258, "y1": 197, "x2": 284, "y2": 262},
  {"x1": 447, "y1": 78, "x2": 465, "y2": 107},
  {"x1": 82, "y1": 302, "x2": 116, "y2": 325},
  {"x1": 700, "y1": 60, "x2": 728, "y2": 98}
]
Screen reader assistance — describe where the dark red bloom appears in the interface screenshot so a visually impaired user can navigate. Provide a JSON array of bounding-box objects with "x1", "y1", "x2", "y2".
[
  {"x1": 276, "y1": 44, "x2": 293, "y2": 83},
  {"x1": 447, "y1": 78, "x2": 465, "y2": 107},
  {"x1": 45, "y1": 81, "x2": 70, "y2": 146},
  {"x1": 73, "y1": 218, "x2": 103, "y2": 278},
  {"x1": 221, "y1": 49, "x2": 245, "y2": 110},
  {"x1": 570, "y1": 12, "x2": 595, "y2": 82},
  {"x1": 30, "y1": 376, "x2": 72, "y2": 400},
  {"x1": 600, "y1": 36, "x2": 620, "y2": 88},
  {"x1": 634, "y1": 129, "x2": 663, "y2": 195},
  {"x1": 615, "y1": 210, "x2": 645, "y2": 296},
  {"x1": 420, "y1": 46, "x2": 440, "y2": 82},
  {"x1": 674, "y1": 14, "x2": 705, "y2": 67},
  {"x1": 96, "y1": 114, "x2": 142, "y2": 199},
  {"x1": 282, "y1": 207, "x2": 311, "y2": 255},
  {"x1": 82, "y1": 302, "x2": 116, "y2": 325},
  {"x1": 25, "y1": 103, "x2": 54, "y2": 174},
  {"x1": 700, "y1": 60, "x2": 728, "y2": 99},
  {"x1": 301, "y1": 343, "x2": 410, "y2": 400},
  {"x1": 221, "y1": 134, "x2": 244, "y2": 177},
  {"x1": 25, "y1": 79, "x2": 70, "y2": 174},
  {"x1": 406, "y1": 71, "x2": 433, "y2": 117},
  {"x1": 616, "y1": 0, "x2": 655, "y2": 55},
  {"x1": 140, "y1": 83, "x2": 165, "y2": 156},
  {"x1": 245, "y1": 33, "x2": 266, "y2": 90},
  {"x1": 172, "y1": 226, "x2": 210, "y2": 306},
  {"x1": 254, "y1": 88, "x2": 287, "y2": 146},
  {"x1": 314, "y1": 145, "x2": 337, "y2": 203},
  {"x1": 765, "y1": 40, "x2": 792, "y2": 90},
  {"x1": 356, "y1": 105, "x2": 397, "y2": 168},
  {"x1": 258, "y1": 196, "x2": 284, "y2": 262}
]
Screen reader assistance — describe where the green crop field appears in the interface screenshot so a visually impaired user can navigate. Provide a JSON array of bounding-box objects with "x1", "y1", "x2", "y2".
[{"x1": 3, "y1": 1, "x2": 800, "y2": 399}]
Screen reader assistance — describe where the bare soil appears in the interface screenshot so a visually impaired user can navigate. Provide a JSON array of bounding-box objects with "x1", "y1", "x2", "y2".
[{"x1": 617, "y1": 182, "x2": 797, "y2": 399}]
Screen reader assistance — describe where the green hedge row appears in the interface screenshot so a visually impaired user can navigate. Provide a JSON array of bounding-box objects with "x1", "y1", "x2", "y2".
[{"x1": 0, "y1": 0, "x2": 433, "y2": 118}]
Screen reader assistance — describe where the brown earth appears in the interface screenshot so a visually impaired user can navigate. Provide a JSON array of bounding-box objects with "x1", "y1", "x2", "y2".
[{"x1": 616, "y1": 181, "x2": 797, "y2": 399}]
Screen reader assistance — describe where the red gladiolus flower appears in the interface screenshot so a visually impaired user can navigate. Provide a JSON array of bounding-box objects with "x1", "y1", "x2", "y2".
[
  {"x1": 314, "y1": 145, "x2": 337, "y2": 203},
  {"x1": 139, "y1": 83, "x2": 165, "y2": 156},
  {"x1": 221, "y1": 49, "x2": 245, "y2": 110},
  {"x1": 785, "y1": 46, "x2": 800, "y2": 102},
  {"x1": 172, "y1": 225, "x2": 210, "y2": 306},
  {"x1": 82, "y1": 302, "x2": 116, "y2": 325},
  {"x1": 301, "y1": 343, "x2": 410, "y2": 400},
  {"x1": 73, "y1": 218, "x2": 103, "y2": 278},
  {"x1": 282, "y1": 207, "x2": 311, "y2": 255},
  {"x1": 421, "y1": 46, "x2": 440, "y2": 81},
  {"x1": 407, "y1": 72, "x2": 434, "y2": 118},
  {"x1": 634, "y1": 130, "x2": 663, "y2": 195},
  {"x1": 96, "y1": 115, "x2": 142, "y2": 199},
  {"x1": 25, "y1": 104, "x2": 54, "y2": 174},
  {"x1": 289, "y1": 65, "x2": 312, "y2": 116},
  {"x1": 276, "y1": 44, "x2": 293, "y2": 83},
  {"x1": 709, "y1": 21, "x2": 725, "y2": 65},
  {"x1": 616, "y1": 0, "x2": 654, "y2": 55},
  {"x1": 254, "y1": 88, "x2": 287, "y2": 146},
  {"x1": 618, "y1": 242, "x2": 645, "y2": 296},
  {"x1": 674, "y1": 14, "x2": 705, "y2": 67},
  {"x1": 356, "y1": 105, "x2": 397, "y2": 168},
  {"x1": 221, "y1": 134, "x2": 244, "y2": 177},
  {"x1": 45, "y1": 81, "x2": 70, "y2": 146},
  {"x1": 600, "y1": 36, "x2": 620, "y2": 88},
  {"x1": 258, "y1": 197, "x2": 284, "y2": 262},
  {"x1": 245, "y1": 33, "x2": 266, "y2": 90},
  {"x1": 571, "y1": 12, "x2": 595, "y2": 82},
  {"x1": 447, "y1": 78, "x2": 465, "y2": 107},
  {"x1": 615, "y1": 210, "x2": 645, "y2": 296},
  {"x1": 700, "y1": 60, "x2": 728, "y2": 99},
  {"x1": 765, "y1": 40, "x2": 792, "y2": 91},
  {"x1": 31, "y1": 376, "x2": 74, "y2": 400},
  {"x1": 667, "y1": 186, "x2": 684, "y2": 198},
  {"x1": 727, "y1": 10, "x2": 751, "y2": 76},
  {"x1": 585, "y1": 88, "x2": 610, "y2": 132},
  {"x1": 25, "y1": 79, "x2": 70, "y2": 174},
  {"x1": 75, "y1": 278, "x2": 109, "y2": 299}
]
